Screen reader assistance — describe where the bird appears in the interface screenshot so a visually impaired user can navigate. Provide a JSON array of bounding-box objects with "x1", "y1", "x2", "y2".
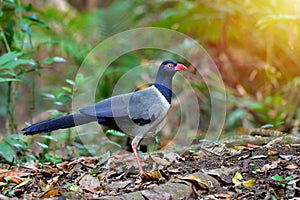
[{"x1": 22, "y1": 60, "x2": 188, "y2": 174}]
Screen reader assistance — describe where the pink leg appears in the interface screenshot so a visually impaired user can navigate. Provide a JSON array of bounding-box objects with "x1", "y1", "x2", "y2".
[{"x1": 131, "y1": 144, "x2": 144, "y2": 174}]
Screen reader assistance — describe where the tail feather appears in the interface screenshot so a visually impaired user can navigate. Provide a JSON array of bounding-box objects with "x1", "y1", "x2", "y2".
[{"x1": 22, "y1": 113, "x2": 96, "y2": 135}]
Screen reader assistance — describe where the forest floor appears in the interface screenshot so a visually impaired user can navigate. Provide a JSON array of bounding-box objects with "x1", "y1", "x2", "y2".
[{"x1": 0, "y1": 133, "x2": 299, "y2": 199}]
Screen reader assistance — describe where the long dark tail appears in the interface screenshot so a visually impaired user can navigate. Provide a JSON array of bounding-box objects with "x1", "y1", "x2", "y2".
[{"x1": 22, "y1": 113, "x2": 96, "y2": 135}]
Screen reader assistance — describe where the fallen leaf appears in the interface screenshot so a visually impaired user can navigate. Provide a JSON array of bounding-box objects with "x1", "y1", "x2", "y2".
[
  {"x1": 267, "y1": 149, "x2": 279, "y2": 156},
  {"x1": 260, "y1": 159, "x2": 281, "y2": 173},
  {"x1": 279, "y1": 155, "x2": 295, "y2": 160},
  {"x1": 202, "y1": 167, "x2": 236, "y2": 184},
  {"x1": 0, "y1": 170, "x2": 30, "y2": 182},
  {"x1": 271, "y1": 175, "x2": 283, "y2": 181},
  {"x1": 150, "y1": 155, "x2": 171, "y2": 166},
  {"x1": 250, "y1": 155, "x2": 268, "y2": 159},
  {"x1": 78, "y1": 174, "x2": 100, "y2": 189},
  {"x1": 108, "y1": 180, "x2": 131, "y2": 189},
  {"x1": 284, "y1": 176, "x2": 294, "y2": 181},
  {"x1": 215, "y1": 193, "x2": 233, "y2": 199},
  {"x1": 83, "y1": 187, "x2": 98, "y2": 194},
  {"x1": 178, "y1": 172, "x2": 220, "y2": 192},
  {"x1": 68, "y1": 184, "x2": 79, "y2": 191},
  {"x1": 39, "y1": 189, "x2": 63, "y2": 198},
  {"x1": 247, "y1": 144, "x2": 261, "y2": 148},
  {"x1": 232, "y1": 172, "x2": 243, "y2": 185},
  {"x1": 242, "y1": 179, "x2": 256, "y2": 187},
  {"x1": 47, "y1": 175, "x2": 60, "y2": 189},
  {"x1": 232, "y1": 145, "x2": 246, "y2": 151},
  {"x1": 14, "y1": 176, "x2": 30, "y2": 189},
  {"x1": 140, "y1": 170, "x2": 162, "y2": 182},
  {"x1": 285, "y1": 163, "x2": 298, "y2": 170}
]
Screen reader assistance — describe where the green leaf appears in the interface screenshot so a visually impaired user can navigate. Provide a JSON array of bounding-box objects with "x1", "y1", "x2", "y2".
[
  {"x1": 284, "y1": 176, "x2": 294, "y2": 181},
  {"x1": 271, "y1": 175, "x2": 283, "y2": 181},
  {"x1": 0, "y1": 182, "x2": 7, "y2": 186},
  {"x1": 42, "y1": 56, "x2": 66, "y2": 64},
  {"x1": 232, "y1": 171, "x2": 243, "y2": 185},
  {"x1": 0, "y1": 77, "x2": 21, "y2": 82},
  {"x1": 24, "y1": 14, "x2": 49, "y2": 28},
  {"x1": 227, "y1": 109, "x2": 244, "y2": 126},
  {"x1": 261, "y1": 124, "x2": 274, "y2": 129},
  {"x1": 0, "y1": 59, "x2": 35, "y2": 70},
  {"x1": 35, "y1": 142, "x2": 48, "y2": 149},
  {"x1": 107, "y1": 140, "x2": 122, "y2": 148},
  {"x1": 66, "y1": 79, "x2": 75, "y2": 85},
  {"x1": 0, "y1": 52, "x2": 22, "y2": 66},
  {"x1": 0, "y1": 142, "x2": 16, "y2": 162},
  {"x1": 89, "y1": 169, "x2": 99, "y2": 175},
  {"x1": 154, "y1": 136, "x2": 161, "y2": 146},
  {"x1": 57, "y1": 95, "x2": 72, "y2": 104},
  {"x1": 39, "y1": 135, "x2": 58, "y2": 142},
  {"x1": 3, "y1": 134, "x2": 27, "y2": 151},
  {"x1": 54, "y1": 101, "x2": 63, "y2": 106},
  {"x1": 53, "y1": 56, "x2": 66, "y2": 62},
  {"x1": 105, "y1": 129, "x2": 126, "y2": 137},
  {"x1": 14, "y1": 177, "x2": 30, "y2": 189},
  {"x1": 44, "y1": 154, "x2": 61, "y2": 162},
  {"x1": 41, "y1": 93, "x2": 55, "y2": 100},
  {"x1": 41, "y1": 57, "x2": 54, "y2": 65},
  {"x1": 61, "y1": 86, "x2": 72, "y2": 94},
  {"x1": 19, "y1": 19, "x2": 32, "y2": 35}
]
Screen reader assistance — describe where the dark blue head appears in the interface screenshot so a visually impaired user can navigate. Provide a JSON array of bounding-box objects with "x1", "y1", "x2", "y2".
[
  {"x1": 159, "y1": 60, "x2": 187, "y2": 73},
  {"x1": 155, "y1": 60, "x2": 187, "y2": 103},
  {"x1": 156, "y1": 60, "x2": 187, "y2": 83}
]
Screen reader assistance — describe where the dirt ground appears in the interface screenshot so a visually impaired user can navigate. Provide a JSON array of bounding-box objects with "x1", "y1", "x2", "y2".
[{"x1": 0, "y1": 136, "x2": 299, "y2": 199}]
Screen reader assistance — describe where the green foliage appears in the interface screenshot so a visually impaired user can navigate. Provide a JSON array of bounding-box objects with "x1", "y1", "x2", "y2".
[
  {"x1": 105, "y1": 129, "x2": 126, "y2": 137},
  {"x1": 148, "y1": 0, "x2": 300, "y2": 134},
  {"x1": 1, "y1": 0, "x2": 300, "y2": 163},
  {"x1": 0, "y1": 134, "x2": 28, "y2": 163},
  {"x1": 41, "y1": 78, "x2": 74, "y2": 107},
  {"x1": 0, "y1": 0, "x2": 66, "y2": 133}
]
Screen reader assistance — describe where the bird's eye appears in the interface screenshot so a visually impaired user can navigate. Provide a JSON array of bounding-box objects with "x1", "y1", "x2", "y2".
[{"x1": 166, "y1": 63, "x2": 173, "y2": 68}]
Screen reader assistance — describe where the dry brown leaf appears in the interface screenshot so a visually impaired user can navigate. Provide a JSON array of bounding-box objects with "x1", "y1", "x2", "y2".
[
  {"x1": 140, "y1": 170, "x2": 162, "y2": 182},
  {"x1": 260, "y1": 159, "x2": 281, "y2": 173},
  {"x1": 150, "y1": 155, "x2": 171, "y2": 166},
  {"x1": 0, "y1": 171, "x2": 30, "y2": 180},
  {"x1": 83, "y1": 187, "x2": 98, "y2": 194},
  {"x1": 9, "y1": 177, "x2": 25, "y2": 185},
  {"x1": 267, "y1": 149, "x2": 279, "y2": 156},
  {"x1": 108, "y1": 180, "x2": 131, "y2": 189},
  {"x1": 285, "y1": 163, "x2": 298, "y2": 170},
  {"x1": 0, "y1": 170, "x2": 30, "y2": 185},
  {"x1": 47, "y1": 175, "x2": 60, "y2": 189},
  {"x1": 57, "y1": 161, "x2": 74, "y2": 172},
  {"x1": 181, "y1": 175, "x2": 210, "y2": 190},
  {"x1": 247, "y1": 144, "x2": 261, "y2": 148},
  {"x1": 232, "y1": 145, "x2": 246, "y2": 151},
  {"x1": 203, "y1": 167, "x2": 236, "y2": 184},
  {"x1": 38, "y1": 189, "x2": 63, "y2": 198},
  {"x1": 78, "y1": 174, "x2": 100, "y2": 189},
  {"x1": 215, "y1": 193, "x2": 233, "y2": 199}
]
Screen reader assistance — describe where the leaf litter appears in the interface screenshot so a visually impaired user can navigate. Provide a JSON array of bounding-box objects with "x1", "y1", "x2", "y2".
[{"x1": 0, "y1": 142, "x2": 299, "y2": 199}]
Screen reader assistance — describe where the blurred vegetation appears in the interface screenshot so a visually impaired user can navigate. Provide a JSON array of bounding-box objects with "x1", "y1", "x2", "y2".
[{"x1": 0, "y1": 0, "x2": 300, "y2": 163}]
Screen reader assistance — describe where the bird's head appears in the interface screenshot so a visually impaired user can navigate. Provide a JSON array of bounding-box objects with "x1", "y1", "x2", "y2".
[
  {"x1": 155, "y1": 60, "x2": 188, "y2": 88},
  {"x1": 158, "y1": 60, "x2": 188, "y2": 76}
]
